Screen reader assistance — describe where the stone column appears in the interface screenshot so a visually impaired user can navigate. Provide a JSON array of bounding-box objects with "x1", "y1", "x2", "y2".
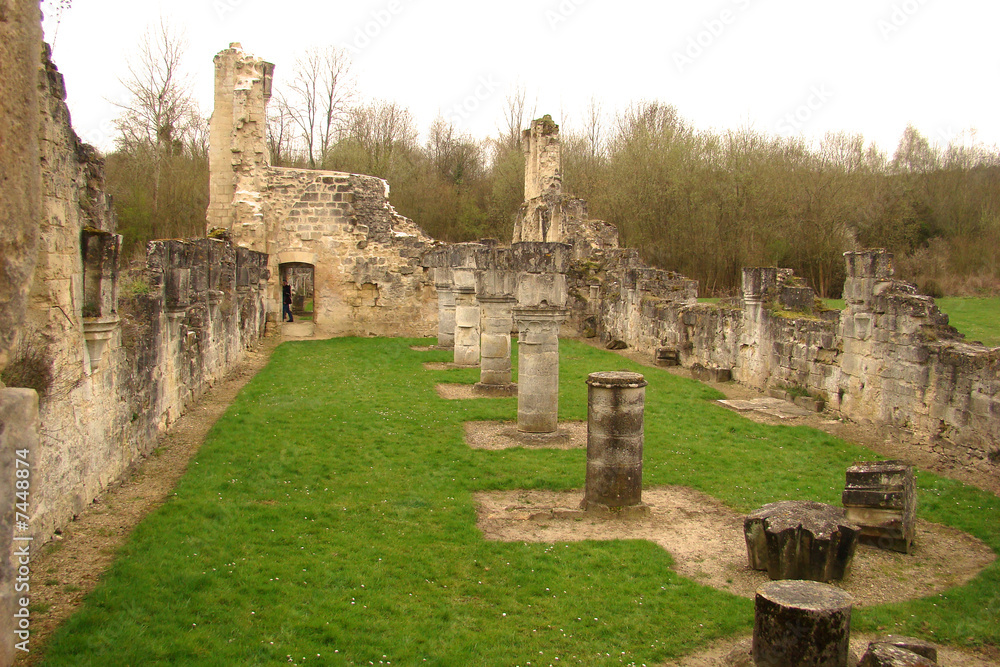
[
  {"x1": 435, "y1": 268, "x2": 456, "y2": 349},
  {"x1": 514, "y1": 307, "x2": 566, "y2": 433},
  {"x1": 583, "y1": 371, "x2": 647, "y2": 511},
  {"x1": 753, "y1": 580, "x2": 853, "y2": 667},
  {"x1": 453, "y1": 286, "x2": 480, "y2": 367},
  {"x1": 474, "y1": 297, "x2": 516, "y2": 396}
]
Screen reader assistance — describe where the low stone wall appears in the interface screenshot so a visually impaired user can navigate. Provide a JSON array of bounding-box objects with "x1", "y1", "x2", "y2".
[{"x1": 566, "y1": 249, "x2": 999, "y2": 473}]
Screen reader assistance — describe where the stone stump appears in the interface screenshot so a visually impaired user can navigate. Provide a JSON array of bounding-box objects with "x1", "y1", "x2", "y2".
[
  {"x1": 842, "y1": 461, "x2": 915, "y2": 554},
  {"x1": 744, "y1": 501, "x2": 860, "y2": 582},
  {"x1": 582, "y1": 371, "x2": 647, "y2": 511},
  {"x1": 453, "y1": 286, "x2": 480, "y2": 366},
  {"x1": 514, "y1": 307, "x2": 565, "y2": 433},
  {"x1": 859, "y1": 636, "x2": 938, "y2": 666},
  {"x1": 474, "y1": 296, "x2": 516, "y2": 396},
  {"x1": 434, "y1": 269, "x2": 456, "y2": 349},
  {"x1": 753, "y1": 580, "x2": 853, "y2": 667}
]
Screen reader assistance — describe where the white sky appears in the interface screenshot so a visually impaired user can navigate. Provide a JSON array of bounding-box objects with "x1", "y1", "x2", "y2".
[{"x1": 45, "y1": 0, "x2": 1000, "y2": 156}]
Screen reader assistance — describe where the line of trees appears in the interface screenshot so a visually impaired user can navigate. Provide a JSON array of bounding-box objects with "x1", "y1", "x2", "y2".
[{"x1": 104, "y1": 28, "x2": 1000, "y2": 297}]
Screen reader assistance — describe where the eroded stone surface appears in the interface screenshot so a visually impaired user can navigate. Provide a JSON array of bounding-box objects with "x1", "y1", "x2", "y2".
[
  {"x1": 843, "y1": 461, "x2": 916, "y2": 554},
  {"x1": 582, "y1": 371, "x2": 647, "y2": 510},
  {"x1": 745, "y1": 500, "x2": 860, "y2": 582},
  {"x1": 859, "y1": 643, "x2": 937, "y2": 667},
  {"x1": 753, "y1": 580, "x2": 853, "y2": 667}
]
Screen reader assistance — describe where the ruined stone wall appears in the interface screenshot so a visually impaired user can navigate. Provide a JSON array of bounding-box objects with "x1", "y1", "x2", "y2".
[
  {"x1": 836, "y1": 251, "x2": 999, "y2": 468},
  {"x1": 0, "y1": 0, "x2": 42, "y2": 371},
  {"x1": 262, "y1": 168, "x2": 437, "y2": 337},
  {"x1": 5, "y1": 48, "x2": 269, "y2": 545},
  {"x1": 0, "y1": 1, "x2": 43, "y2": 662},
  {"x1": 207, "y1": 45, "x2": 438, "y2": 339},
  {"x1": 566, "y1": 248, "x2": 999, "y2": 472}
]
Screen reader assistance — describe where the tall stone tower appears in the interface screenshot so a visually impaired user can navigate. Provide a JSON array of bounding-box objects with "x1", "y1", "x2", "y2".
[
  {"x1": 206, "y1": 43, "x2": 274, "y2": 250},
  {"x1": 512, "y1": 115, "x2": 619, "y2": 254}
]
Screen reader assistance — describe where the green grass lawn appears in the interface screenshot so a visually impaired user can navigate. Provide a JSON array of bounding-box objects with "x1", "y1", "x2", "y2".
[
  {"x1": 39, "y1": 339, "x2": 1000, "y2": 666},
  {"x1": 936, "y1": 297, "x2": 1000, "y2": 347}
]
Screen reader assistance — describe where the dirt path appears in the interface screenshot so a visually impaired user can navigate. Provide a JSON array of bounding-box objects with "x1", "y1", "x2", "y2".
[{"x1": 17, "y1": 332, "x2": 282, "y2": 665}]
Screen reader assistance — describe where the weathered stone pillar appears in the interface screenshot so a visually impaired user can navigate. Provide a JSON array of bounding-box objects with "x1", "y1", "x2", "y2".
[
  {"x1": 514, "y1": 307, "x2": 566, "y2": 433},
  {"x1": 583, "y1": 372, "x2": 647, "y2": 511},
  {"x1": 434, "y1": 268, "x2": 456, "y2": 349},
  {"x1": 754, "y1": 580, "x2": 853, "y2": 667},
  {"x1": 474, "y1": 297, "x2": 516, "y2": 396},
  {"x1": 453, "y1": 286, "x2": 480, "y2": 367}
]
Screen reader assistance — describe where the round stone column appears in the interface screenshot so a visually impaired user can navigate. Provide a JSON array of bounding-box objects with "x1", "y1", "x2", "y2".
[
  {"x1": 583, "y1": 371, "x2": 647, "y2": 510},
  {"x1": 514, "y1": 307, "x2": 566, "y2": 433},
  {"x1": 434, "y1": 269, "x2": 456, "y2": 349},
  {"x1": 753, "y1": 580, "x2": 853, "y2": 667},
  {"x1": 453, "y1": 286, "x2": 480, "y2": 367},
  {"x1": 474, "y1": 296, "x2": 516, "y2": 396}
]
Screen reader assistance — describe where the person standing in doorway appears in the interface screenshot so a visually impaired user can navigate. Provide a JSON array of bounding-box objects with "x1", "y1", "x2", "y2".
[{"x1": 282, "y1": 279, "x2": 294, "y2": 322}]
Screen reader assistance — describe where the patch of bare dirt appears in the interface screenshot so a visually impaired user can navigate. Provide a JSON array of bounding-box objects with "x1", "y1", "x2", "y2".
[
  {"x1": 17, "y1": 332, "x2": 282, "y2": 665},
  {"x1": 424, "y1": 361, "x2": 477, "y2": 372},
  {"x1": 474, "y1": 487, "x2": 995, "y2": 607},
  {"x1": 464, "y1": 420, "x2": 586, "y2": 450},
  {"x1": 576, "y1": 337, "x2": 1000, "y2": 498}
]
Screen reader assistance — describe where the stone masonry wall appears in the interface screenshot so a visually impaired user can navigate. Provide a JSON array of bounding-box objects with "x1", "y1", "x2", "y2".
[
  {"x1": 0, "y1": 1, "x2": 43, "y2": 662},
  {"x1": 262, "y1": 168, "x2": 437, "y2": 338},
  {"x1": 566, "y1": 249, "x2": 999, "y2": 473},
  {"x1": 208, "y1": 44, "x2": 437, "y2": 339},
  {"x1": 5, "y1": 48, "x2": 269, "y2": 546}
]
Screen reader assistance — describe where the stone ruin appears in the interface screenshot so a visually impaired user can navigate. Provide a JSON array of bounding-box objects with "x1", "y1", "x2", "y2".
[
  {"x1": 0, "y1": 25, "x2": 997, "y2": 664},
  {"x1": 208, "y1": 44, "x2": 438, "y2": 340}
]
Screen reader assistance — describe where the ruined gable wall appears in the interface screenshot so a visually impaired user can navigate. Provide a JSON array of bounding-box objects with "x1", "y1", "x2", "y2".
[{"x1": 262, "y1": 168, "x2": 437, "y2": 337}]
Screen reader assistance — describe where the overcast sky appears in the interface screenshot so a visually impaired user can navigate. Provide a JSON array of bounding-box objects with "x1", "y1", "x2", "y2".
[{"x1": 45, "y1": 0, "x2": 999, "y2": 156}]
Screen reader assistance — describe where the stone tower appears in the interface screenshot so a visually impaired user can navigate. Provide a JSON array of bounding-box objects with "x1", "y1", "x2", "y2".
[
  {"x1": 512, "y1": 115, "x2": 619, "y2": 254},
  {"x1": 206, "y1": 43, "x2": 274, "y2": 250}
]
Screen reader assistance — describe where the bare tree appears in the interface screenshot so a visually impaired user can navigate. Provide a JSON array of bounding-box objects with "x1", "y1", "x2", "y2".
[
  {"x1": 267, "y1": 92, "x2": 296, "y2": 166},
  {"x1": 496, "y1": 83, "x2": 535, "y2": 152},
  {"x1": 113, "y1": 19, "x2": 196, "y2": 154},
  {"x1": 286, "y1": 46, "x2": 356, "y2": 169},
  {"x1": 112, "y1": 18, "x2": 200, "y2": 239},
  {"x1": 343, "y1": 100, "x2": 417, "y2": 177}
]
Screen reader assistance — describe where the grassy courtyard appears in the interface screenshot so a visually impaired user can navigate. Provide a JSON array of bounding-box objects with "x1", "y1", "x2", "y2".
[{"x1": 38, "y1": 339, "x2": 1000, "y2": 666}]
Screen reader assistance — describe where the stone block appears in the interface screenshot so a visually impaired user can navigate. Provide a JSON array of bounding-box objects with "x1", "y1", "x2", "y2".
[
  {"x1": 753, "y1": 580, "x2": 853, "y2": 667},
  {"x1": 858, "y1": 644, "x2": 936, "y2": 667},
  {"x1": 842, "y1": 461, "x2": 915, "y2": 553},
  {"x1": 744, "y1": 501, "x2": 860, "y2": 582}
]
